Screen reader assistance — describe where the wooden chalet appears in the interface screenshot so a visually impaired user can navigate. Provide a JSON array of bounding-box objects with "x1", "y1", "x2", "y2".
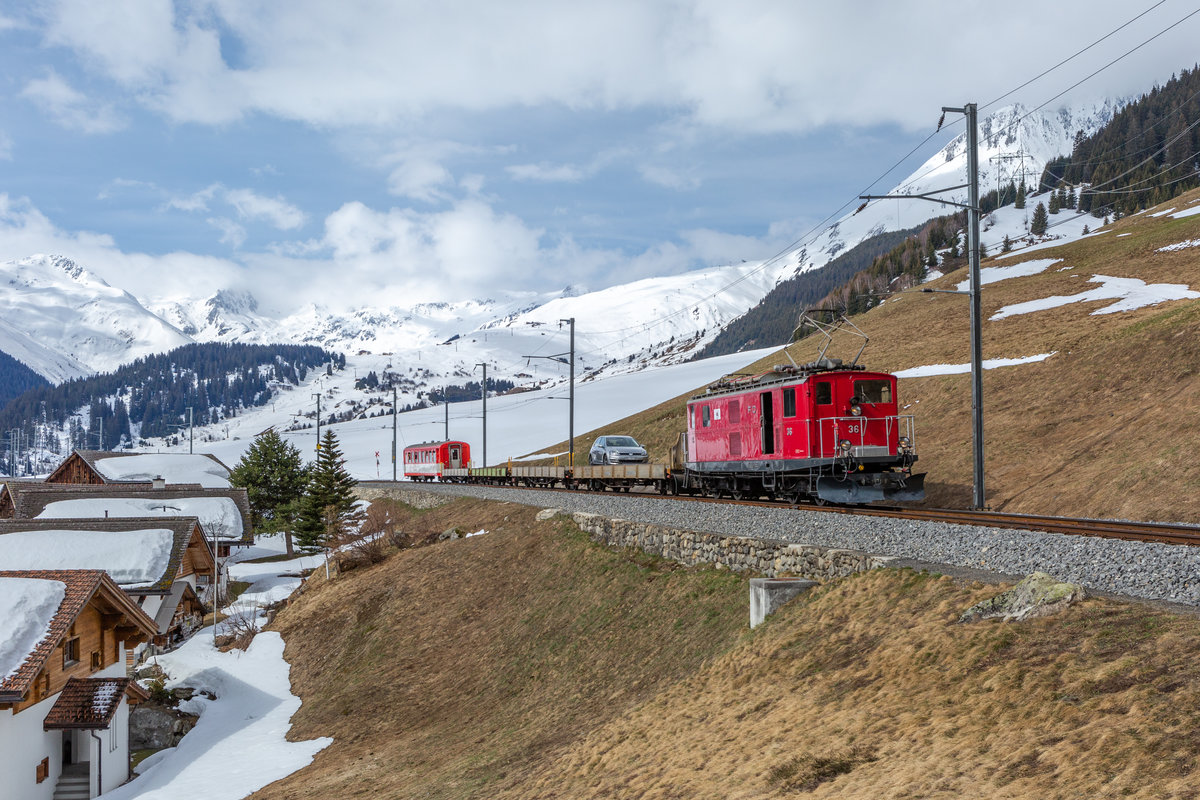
[
  {"x1": 0, "y1": 569, "x2": 156, "y2": 800},
  {"x1": 0, "y1": 481, "x2": 255, "y2": 555},
  {"x1": 0, "y1": 517, "x2": 218, "y2": 648},
  {"x1": 45, "y1": 450, "x2": 232, "y2": 487}
]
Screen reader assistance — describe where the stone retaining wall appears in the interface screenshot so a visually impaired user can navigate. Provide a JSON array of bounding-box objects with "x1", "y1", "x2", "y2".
[
  {"x1": 355, "y1": 486, "x2": 454, "y2": 510},
  {"x1": 568, "y1": 511, "x2": 894, "y2": 582}
]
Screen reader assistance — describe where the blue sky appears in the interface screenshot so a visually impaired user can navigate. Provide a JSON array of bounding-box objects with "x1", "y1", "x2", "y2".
[{"x1": 0, "y1": 1, "x2": 1197, "y2": 313}]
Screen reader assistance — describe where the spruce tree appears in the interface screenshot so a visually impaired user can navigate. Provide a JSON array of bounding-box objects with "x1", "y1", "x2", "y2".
[
  {"x1": 1067, "y1": 185, "x2": 1077, "y2": 209},
  {"x1": 1002, "y1": 234, "x2": 1013, "y2": 253},
  {"x1": 1030, "y1": 202, "x2": 1049, "y2": 236},
  {"x1": 1015, "y1": 182, "x2": 1026, "y2": 210},
  {"x1": 296, "y1": 430, "x2": 362, "y2": 549},
  {"x1": 230, "y1": 429, "x2": 309, "y2": 554},
  {"x1": 1048, "y1": 192, "x2": 1061, "y2": 215}
]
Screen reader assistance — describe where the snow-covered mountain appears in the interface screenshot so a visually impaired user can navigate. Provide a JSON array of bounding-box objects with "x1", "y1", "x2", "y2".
[
  {"x1": 0, "y1": 101, "x2": 1119, "y2": 390},
  {"x1": 0, "y1": 254, "x2": 193, "y2": 380}
]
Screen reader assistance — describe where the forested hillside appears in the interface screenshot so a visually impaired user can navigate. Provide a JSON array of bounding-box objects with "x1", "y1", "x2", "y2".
[
  {"x1": 0, "y1": 350, "x2": 49, "y2": 409},
  {"x1": 0, "y1": 343, "x2": 335, "y2": 457},
  {"x1": 1041, "y1": 65, "x2": 1200, "y2": 215},
  {"x1": 694, "y1": 227, "x2": 920, "y2": 358}
]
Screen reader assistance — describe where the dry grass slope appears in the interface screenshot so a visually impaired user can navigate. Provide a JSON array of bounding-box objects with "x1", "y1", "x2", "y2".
[
  {"x1": 251, "y1": 497, "x2": 748, "y2": 799},
  {"x1": 254, "y1": 498, "x2": 1200, "y2": 800},
  {"x1": 524, "y1": 190, "x2": 1200, "y2": 521}
]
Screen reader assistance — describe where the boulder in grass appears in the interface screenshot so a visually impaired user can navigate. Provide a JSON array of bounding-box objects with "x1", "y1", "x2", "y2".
[
  {"x1": 535, "y1": 508, "x2": 562, "y2": 521},
  {"x1": 959, "y1": 572, "x2": 1086, "y2": 623}
]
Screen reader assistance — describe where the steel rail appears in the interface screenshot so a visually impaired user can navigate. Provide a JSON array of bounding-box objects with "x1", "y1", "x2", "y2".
[{"x1": 360, "y1": 480, "x2": 1200, "y2": 547}]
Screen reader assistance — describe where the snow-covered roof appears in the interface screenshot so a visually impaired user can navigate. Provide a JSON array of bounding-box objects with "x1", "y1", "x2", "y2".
[
  {"x1": 37, "y1": 497, "x2": 244, "y2": 539},
  {"x1": 0, "y1": 577, "x2": 65, "y2": 682},
  {"x1": 0, "y1": 528, "x2": 176, "y2": 587},
  {"x1": 91, "y1": 453, "x2": 232, "y2": 488}
]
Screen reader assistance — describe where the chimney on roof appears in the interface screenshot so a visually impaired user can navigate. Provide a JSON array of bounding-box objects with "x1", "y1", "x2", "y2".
[{"x1": 152, "y1": 475, "x2": 166, "y2": 490}]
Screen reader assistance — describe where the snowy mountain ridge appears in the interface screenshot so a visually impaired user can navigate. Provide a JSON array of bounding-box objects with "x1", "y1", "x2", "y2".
[{"x1": 0, "y1": 100, "x2": 1117, "y2": 391}]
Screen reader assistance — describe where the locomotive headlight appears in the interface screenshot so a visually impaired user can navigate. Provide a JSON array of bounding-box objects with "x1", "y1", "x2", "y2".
[
  {"x1": 839, "y1": 439, "x2": 852, "y2": 454},
  {"x1": 850, "y1": 403, "x2": 862, "y2": 417},
  {"x1": 898, "y1": 436, "x2": 912, "y2": 453}
]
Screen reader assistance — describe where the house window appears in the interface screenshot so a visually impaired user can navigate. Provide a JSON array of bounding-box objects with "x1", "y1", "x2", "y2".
[
  {"x1": 63, "y1": 637, "x2": 80, "y2": 668},
  {"x1": 91, "y1": 651, "x2": 102, "y2": 670}
]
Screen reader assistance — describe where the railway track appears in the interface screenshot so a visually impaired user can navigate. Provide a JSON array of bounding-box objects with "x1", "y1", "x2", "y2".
[{"x1": 361, "y1": 480, "x2": 1200, "y2": 548}]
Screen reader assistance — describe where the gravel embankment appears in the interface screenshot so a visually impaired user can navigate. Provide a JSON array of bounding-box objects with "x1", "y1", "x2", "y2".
[{"x1": 380, "y1": 483, "x2": 1200, "y2": 608}]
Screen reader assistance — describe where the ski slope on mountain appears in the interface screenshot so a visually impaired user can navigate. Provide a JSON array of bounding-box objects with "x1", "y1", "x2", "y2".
[{"x1": 192, "y1": 345, "x2": 777, "y2": 477}]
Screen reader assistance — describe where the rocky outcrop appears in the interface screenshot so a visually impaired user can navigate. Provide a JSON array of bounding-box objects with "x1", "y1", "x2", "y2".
[
  {"x1": 130, "y1": 702, "x2": 200, "y2": 749},
  {"x1": 959, "y1": 572, "x2": 1086, "y2": 623}
]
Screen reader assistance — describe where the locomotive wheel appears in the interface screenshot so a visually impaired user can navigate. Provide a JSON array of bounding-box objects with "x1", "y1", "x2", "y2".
[{"x1": 730, "y1": 487, "x2": 745, "y2": 501}]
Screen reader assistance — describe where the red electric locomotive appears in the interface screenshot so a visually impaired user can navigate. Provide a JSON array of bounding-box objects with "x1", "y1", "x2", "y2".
[
  {"x1": 402, "y1": 440, "x2": 470, "y2": 482},
  {"x1": 678, "y1": 316, "x2": 924, "y2": 504}
]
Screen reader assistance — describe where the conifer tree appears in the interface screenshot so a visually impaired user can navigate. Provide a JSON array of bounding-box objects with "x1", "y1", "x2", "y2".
[
  {"x1": 1002, "y1": 234, "x2": 1013, "y2": 253},
  {"x1": 1015, "y1": 182, "x2": 1026, "y2": 210},
  {"x1": 1048, "y1": 192, "x2": 1061, "y2": 215},
  {"x1": 230, "y1": 429, "x2": 309, "y2": 554},
  {"x1": 1031, "y1": 202, "x2": 1049, "y2": 236},
  {"x1": 1067, "y1": 185, "x2": 1077, "y2": 209},
  {"x1": 296, "y1": 430, "x2": 362, "y2": 549}
]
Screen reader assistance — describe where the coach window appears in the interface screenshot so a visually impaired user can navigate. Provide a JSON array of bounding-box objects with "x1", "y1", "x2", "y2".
[
  {"x1": 702, "y1": 405, "x2": 711, "y2": 427},
  {"x1": 782, "y1": 388, "x2": 796, "y2": 417},
  {"x1": 815, "y1": 381, "x2": 832, "y2": 405}
]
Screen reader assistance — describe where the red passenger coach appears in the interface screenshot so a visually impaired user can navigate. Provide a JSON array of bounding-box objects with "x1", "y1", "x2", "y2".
[
  {"x1": 402, "y1": 440, "x2": 470, "y2": 482},
  {"x1": 683, "y1": 358, "x2": 924, "y2": 504}
]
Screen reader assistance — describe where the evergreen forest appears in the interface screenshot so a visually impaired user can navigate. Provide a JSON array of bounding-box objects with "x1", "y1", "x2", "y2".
[{"x1": 0, "y1": 343, "x2": 336, "y2": 460}]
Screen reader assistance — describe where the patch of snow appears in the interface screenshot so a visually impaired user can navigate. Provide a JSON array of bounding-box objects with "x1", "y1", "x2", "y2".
[
  {"x1": 93, "y1": 454, "x2": 231, "y2": 488},
  {"x1": 466, "y1": 529, "x2": 487, "y2": 538},
  {"x1": 1170, "y1": 206, "x2": 1200, "y2": 220},
  {"x1": 0, "y1": 529, "x2": 175, "y2": 586},
  {"x1": 991, "y1": 276, "x2": 1200, "y2": 320},
  {"x1": 1157, "y1": 239, "x2": 1200, "y2": 253},
  {"x1": 955, "y1": 259, "x2": 1061, "y2": 292},
  {"x1": 1149, "y1": 207, "x2": 1177, "y2": 218},
  {"x1": 894, "y1": 353, "x2": 1056, "y2": 378},
  {"x1": 0, "y1": 577, "x2": 65, "y2": 681},
  {"x1": 100, "y1": 631, "x2": 330, "y2": 800},
  {"x1": 37, "y1": 497, "x2": 244, "y2": 538},
  {"x1": 1117, "y1": 233, "x2": 1132, "y2": 237}
]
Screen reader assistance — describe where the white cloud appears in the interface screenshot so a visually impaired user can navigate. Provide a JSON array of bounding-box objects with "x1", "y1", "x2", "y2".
[
  {"x1": 386, "y1": 157, "x2": 453, "y2": 202},
  {"x1": 164, "y1": 185, "x2": 305, "y2": 230},
  {"x1": 507, "y1": 163, "x2": 586, "y2": 182},
  {"x1": 224, "y1": 188, "x2": 307, "y2": 230},
  {"x1": 35, "y1": 1, "x2": 1199, "y2": 133},
  {"x1": 19, "y1": 71, "x2": 124, "y2": 134},
  {"x1": 639, "y1": 164, "x2": 700, "y2": 191},
  {"x1": 0, "y1": 193, "x2": 242, "y2": 299},
  {"x1": 207, "y1": 217, "x2": 247, "y2": 248},
  {"x1": 165, "y1": 184, "x2": 221, "y2": 213}
]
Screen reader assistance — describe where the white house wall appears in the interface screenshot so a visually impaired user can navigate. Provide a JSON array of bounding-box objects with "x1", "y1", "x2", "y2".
[
  {"x1": 0, "y1": 694, "x2": 64, "y2": 800},
  {"x1": 88, "y1": 698, "x2": 130, "y2": 796}
]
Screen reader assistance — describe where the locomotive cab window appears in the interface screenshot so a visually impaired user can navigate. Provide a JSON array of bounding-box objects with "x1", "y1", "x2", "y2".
[
  {"x1": 855, "y1": 379, "x2": 892, "y2": 404},
  {"x1": 702, "y1": 405, "x2": 711, "y2": 427},
  {"x1": 782, "y1": 388, "x2": 796, "y2": 417},
  {"x1": 814, "y1": 381, "x2": 832, "y2": 405}
]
